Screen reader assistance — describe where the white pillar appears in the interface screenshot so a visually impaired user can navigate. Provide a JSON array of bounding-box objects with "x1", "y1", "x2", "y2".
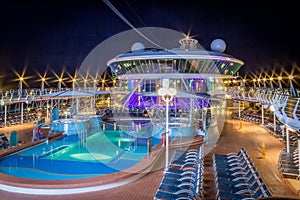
[
  {"x1": 298, "y1": 138, "x2": 300, "y2": 178},
  {"x1": 21, "y1": 102, "x2": 23, "y2": 124},
  {"x1": 114, "y1": 122, "x2": 117, "y2": 130},
  {"x1": 238, "y1": 101, "x2": 241, "y2": 118},
  {"x1": 50, "y1": 99, "x2": 53, "y2": 119},
  {"x1": 76, "y1": 98, "x2": 79, "y2": 114},
  {"x1": 261, "y1": 104, "x2": 264, "y2": 124},
  {"x1": 4, "y1": 105, "x2": 7, "y2": 127},
  {"x1": 273, "y1": 111, "x2": 276, "y2": 135},
  {"x1": 202, "y1": 109, "x2": 206, "y2": 131},
  {"x1": 165, "y1": 96, "x2": 170, "y2": 172},
  {"x1": 190, "y1": 98, "x2": 193, "y2": 124},
  {"x1": 286, "y1": 127, "x2": 290, "y2": 154},
  {"x1": 46, "y1": 101, "x2": 49, "y2": 118}
]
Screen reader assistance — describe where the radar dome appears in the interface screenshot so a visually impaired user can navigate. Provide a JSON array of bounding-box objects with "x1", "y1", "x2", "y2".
[
  {"x1": 131, "y1": 42, "x2": 145, "y2": 52},
  {"x1": 210, "y1": 38, "x2": 226, "y2": 52}
]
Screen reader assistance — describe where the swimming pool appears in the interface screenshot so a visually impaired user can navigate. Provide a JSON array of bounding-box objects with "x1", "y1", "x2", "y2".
[{"x1": 0, "y1": 130, "x2": 152, "y2": 180}]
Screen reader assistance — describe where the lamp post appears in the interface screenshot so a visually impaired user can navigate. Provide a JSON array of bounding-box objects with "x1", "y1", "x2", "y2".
[
  {"x1": 93, "y1": 79, "x2": 97, "y2": 91},
  {"x1": 278, "y1": 76, "x2": 282, "y2": 89},
  {"x1": 41, "y1": 77, "x2": 45, "y2": 94},
  {"x1": 257, "y1": 78, "x2": 261, "y2": 88},
  {"x1": 288, "y1": 75, "x2": 296, "y2": 96},
  {"x1": 158, "y1": 87, "x2": 177, "y2": 172},
  {"x1": 19, "y1": 77, "x2": 24, "y2": 96},
  {"x1": 72, "y1": 78, "x2": 76, "y2": 91},
  {"x1": 101, "y1": 79, "x2": 105, "y2": 90},
  {"x1": 270, "y1": 105, "x2": 276, "y2": 134},
  {"x1": 270, "y1": 77, "x2": 274, "y2": 89},
  {"x1": 58, "y1": 78, "x2": 62, "y2": 91},
  {"x1": 83, "y1": 79, "x2": 88, "y2": 90},
  {"x1": 263, "y1": 78, "x2": 267, "y2": 88},
  {"x1": 253, "y1": 79, "x2": 256, "y2": 89}
]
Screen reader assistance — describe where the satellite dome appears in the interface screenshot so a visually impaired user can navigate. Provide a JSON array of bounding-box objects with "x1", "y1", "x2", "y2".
[
  {"x1": 131, "y1": 42, "x2": 145, "y2": 52},
  {"x1": 210, "y1": 38, "x2": 226, "y2": 52}
]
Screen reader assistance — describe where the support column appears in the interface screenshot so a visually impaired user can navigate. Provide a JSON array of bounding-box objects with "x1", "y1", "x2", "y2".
[
  {"x1": 202, "y1": 109, "x2": 206, "y2": 131},
  {"x1": 286, "y1": 127, "x2": 290, "y2": 154},
  {"x1": 282, "y1": 125, "x2": 285, "y2": 140},
  {"x1": 298, "y1": 138, "x2": 300, "y2": 179},
  {"x1": 190, "y1": 98, "x2": 193, "y2": 125},
  {"x1": 46, "y1": 101, "x2": 49, "y2": 118},
  {"x1": 4, "y1": 105, "x2": 7, "y2": 127},
  {"x1": 261, "y1": 104, "x2": 264, "y2": 124},
  {"x1": 50, "y1": 100, "x2": 53, "y2": 122},
  {"x1": 273, "y1": 111, "x2": 276, "y2": 135},
  {"x1": 165, "y1": 97, "x2": 170, "y2": 172},
  {"x1": 76, "y1": 98, "x2": 79, "y2": 114},
  {"x1": 238, "y1": 101, "x2": 241, "y2": 118},
  {"x1": 114, "y1": 122, "x2": 117, "y2": 130},
  {"x1": 21, "y1": 102, "x2": 23, "y2": 124}
]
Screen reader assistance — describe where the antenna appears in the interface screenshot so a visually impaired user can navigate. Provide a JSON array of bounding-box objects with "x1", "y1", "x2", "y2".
[{"x1": 102, "y1": 0, "x2": 164, "y2": 49}]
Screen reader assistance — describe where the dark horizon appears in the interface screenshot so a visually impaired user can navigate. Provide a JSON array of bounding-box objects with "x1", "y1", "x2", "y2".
[{"x1": 0, "y1": 0, "x2": 299, "y2": 89}]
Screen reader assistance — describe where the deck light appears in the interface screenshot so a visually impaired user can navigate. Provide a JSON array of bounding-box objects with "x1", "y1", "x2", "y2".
[{"x1": 158, "y1": 87, "x2": 177, "y2": 172}]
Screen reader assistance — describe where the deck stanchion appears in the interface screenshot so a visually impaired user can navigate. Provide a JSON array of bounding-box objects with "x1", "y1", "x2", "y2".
[
  {"x1": 21, "y1": 102, "x2": 24, "y2": 124},
  {"x1": 261, "y1": 104, "x2": 264, "y2": 124},
  {"x1": 4, "y1": 105, "x2": 7, "y2": 127},
  {"x1": 286, "y1": 127, "x2": 290, "y2": 154},
  {"x1": 298, "y1": 138, "x2": 300, "y2": 179}
]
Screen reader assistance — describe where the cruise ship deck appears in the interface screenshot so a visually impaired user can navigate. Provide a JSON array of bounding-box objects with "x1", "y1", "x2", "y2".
[
  {"x1": 0, "y1": 33, "x2": 299, "y2": 200},
  {"x1": 0, "y1": 108, "x2": 299, "y2": 200}
]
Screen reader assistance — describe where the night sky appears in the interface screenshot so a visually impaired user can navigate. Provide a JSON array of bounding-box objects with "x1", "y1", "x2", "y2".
[{"x1": 0, "y1": 0, "x2": 299, "y2": 89}]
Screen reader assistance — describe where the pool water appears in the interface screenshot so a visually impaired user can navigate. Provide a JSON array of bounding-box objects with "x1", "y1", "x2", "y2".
[{"x1": 0, "y1": 131, "x2": 151, "y2": 180}]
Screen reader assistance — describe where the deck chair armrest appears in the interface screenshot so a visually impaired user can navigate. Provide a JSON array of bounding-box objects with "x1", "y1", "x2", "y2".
[
  {"x1": 179, "y1": 176, "x2": 196, "y2": 182},
  {"x1": 229, "y1": 166, "x2": 244, "y2": 171},
  {"x1": 177, "y1": 182, "x2": 195, "y2": 189},
  {"x1": 235, "y1": 188, "x2": 253, "y2": 195},
  {"x1": 232, "y1": 176, "x2": 249, "y2": 182},
  {"x1": 174, "y1": 188, "x2": 194, "y2": 195},
  {"x1": 235, "y1": 182, "x2": 250, "y2": 188},
  {"x1": 180, "y1": 170, "x2": 196, "y2": 176},
  {"x1": 180, "y1": 162, "x2": 197, "y2": 170}
]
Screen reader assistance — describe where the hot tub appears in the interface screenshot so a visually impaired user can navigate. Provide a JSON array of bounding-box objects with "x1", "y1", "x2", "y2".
[{"x1": 51, "y1": 118, "x2": 88, "y2": 135}]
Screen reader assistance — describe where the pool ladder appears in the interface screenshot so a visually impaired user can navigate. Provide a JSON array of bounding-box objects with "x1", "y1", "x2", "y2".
[
  {"x1": 78, "y1": 129, "x2": 87, "y2": 147},
  {"x1": 126, "y1": 131, "x2": 137, "y2": 151}
]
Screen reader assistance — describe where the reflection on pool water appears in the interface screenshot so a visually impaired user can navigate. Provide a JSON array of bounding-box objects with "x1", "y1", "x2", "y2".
[{"x1": 0, "y1": 130, "x2": 152, "y2": 180}]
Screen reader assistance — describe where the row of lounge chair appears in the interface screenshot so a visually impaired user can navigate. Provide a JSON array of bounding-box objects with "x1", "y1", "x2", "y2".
[
  {"x1": 262, "y1": 122, "x2": 298, "y2": 146},
  {"x1": 232, "y1": 110, "x2": 268, "y2": 124},
  {"x1": 154, "y1": 148, "x2": 204, "y2": 199},
  {"x1": 278, "y1": 146, "x2": 300, "y2": 179},
  {"x1": 0, "y1": 133, "x2": 9, "y2": 149},
  {"x1": 262, "y1": 122, "x2": 284, "y2": 140},
  {"x1": 213, "y1": 148, "x2": 271, "y2": 200},
  {"x1": 0, "y1": 112, "x2": 38, "y2": 128}
]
